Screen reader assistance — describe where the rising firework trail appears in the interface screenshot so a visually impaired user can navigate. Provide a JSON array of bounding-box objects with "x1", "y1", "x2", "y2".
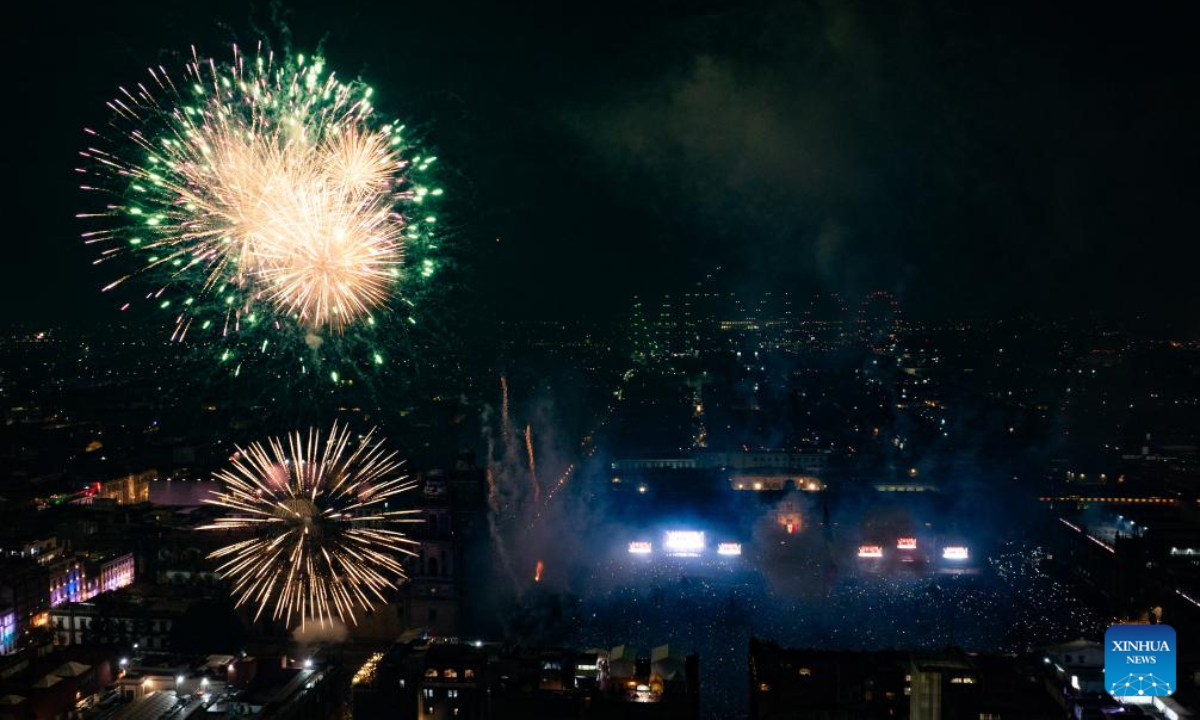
[
  {"x1": 200, "y1": 422, "x2": 420, "y2": 629},
  {"x1": 500, "y1": 376, "x2": 511, "y2": 438},
  {"x1": 524, "y1": 423, "x2": 540, "y2": 505},
  {"x1": 526, "y1": 367, "x2": 635, "y2": 528},
  {"x1": 78, "y1": 43, "x2": 444, "y2": 373}
]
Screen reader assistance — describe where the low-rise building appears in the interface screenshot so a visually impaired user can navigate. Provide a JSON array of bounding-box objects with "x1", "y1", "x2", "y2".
[
  {"x1": 49, "y1": 552, "x2": 135, "y2": 607},
  {"x1": 50, "y1": 590, "x2": 191, "y2": 651},
  {"x1": 353, "y1": 635, "x2": 699, "y2": 720},
  {"x1": 749, "y1": 639, "x2": 1064, "y2": 720},
  {"x1": 0, "y1": 561, "x2": 48, "y2": 646}
]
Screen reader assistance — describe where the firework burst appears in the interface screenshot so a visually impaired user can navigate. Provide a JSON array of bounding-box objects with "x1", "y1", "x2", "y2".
[
  {"x1": 200, "y1": 422, "x2": 420, "y2": 628},
  {"x1": 79, "y1": 44, "x2": 443, "y2": 371}
]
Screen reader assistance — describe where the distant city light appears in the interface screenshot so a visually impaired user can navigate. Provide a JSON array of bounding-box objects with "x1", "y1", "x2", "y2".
[
  {"x1": 628, "y1": 541, "x2": 653, "y2": 555},
  {"x1": 897, "y1": 537, "x2": 917, "y2": 550},
  {"x1": 858, "y1": 545, "x2": 884, "y2": 558},
  {"x1": 943, "y1": 546, "x2": 969, "y2": 560}
]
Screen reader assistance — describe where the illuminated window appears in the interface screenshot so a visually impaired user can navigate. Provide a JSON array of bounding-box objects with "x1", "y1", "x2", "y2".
[
  {"x1": 425, "y1": 669, "x2": 439, "y2": 678},
  {"x1": 798, "y1": 668, "x2": 812, "y2": 676},
  {"x1": 444, "y1": 669, "x2": 457, "y2": 679},
  {"x1": 464, "y1": 669, "x2": 475, "y2": 679}
]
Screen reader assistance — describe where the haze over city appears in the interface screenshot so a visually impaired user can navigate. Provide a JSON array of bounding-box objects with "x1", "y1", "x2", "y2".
[{"x1": 1, "y1": 2, "x2": 1198, "y2": 720}]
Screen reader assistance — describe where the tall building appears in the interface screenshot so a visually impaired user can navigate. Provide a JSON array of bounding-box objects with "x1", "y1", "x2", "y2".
[
  {"x1": 629, "y1": 295, "x2": 661, "y2": 364},
  {"x1": 386, "y1": 467, "x2": 486, "y2": 642},
  {"x1": 401, "y1": 479, "x2": 461, "y2": 637}
]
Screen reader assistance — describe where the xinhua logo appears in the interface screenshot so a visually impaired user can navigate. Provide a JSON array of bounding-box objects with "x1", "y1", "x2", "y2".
[{"x1": 1105, "y1": 624, "x2": 1176, "y2": 698}]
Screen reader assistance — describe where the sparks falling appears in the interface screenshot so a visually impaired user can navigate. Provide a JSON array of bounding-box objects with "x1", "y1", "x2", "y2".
[
  {"x1": 79, "y1": 43, "x2": 442, "y2": 359},
  {"x1": 500, "y1": 375, "x2": 511, "y2": 438},
  {"x1": 524, "y1": 423, "x2": 540, "y2": 505},
  {"x1": 200, "y1": 422, "x2": 420, "y2": 629}
]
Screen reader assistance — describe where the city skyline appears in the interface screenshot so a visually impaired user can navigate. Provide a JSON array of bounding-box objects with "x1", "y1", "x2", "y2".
[{"x1": 1, "y1": 3, "x2": 1198, "y2": 720}]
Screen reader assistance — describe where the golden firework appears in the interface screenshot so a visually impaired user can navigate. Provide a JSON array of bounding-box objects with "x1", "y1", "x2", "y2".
[{"x1": 201, "y1": 422, "x2": 419, "y2": 628}]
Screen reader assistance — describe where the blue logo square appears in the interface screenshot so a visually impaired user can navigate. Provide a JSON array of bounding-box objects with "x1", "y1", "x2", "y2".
[{"x1": 1105, "y1": 624, "x2": 1176, "y2": 698}]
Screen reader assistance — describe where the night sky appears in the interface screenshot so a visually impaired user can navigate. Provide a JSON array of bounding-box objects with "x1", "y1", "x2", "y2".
[{"x1": 6, "y1": 1, "x2": 1199, "y2": 330}]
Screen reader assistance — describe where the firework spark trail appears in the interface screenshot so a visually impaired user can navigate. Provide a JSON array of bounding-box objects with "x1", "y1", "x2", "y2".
[
  {"x1": 527, "y1": 368, "x2": 634, "y2": 528},
  {"x1": 79, "y1": 43, "x2": 442, "y2": 362},
  {"x1": 524, "y1": 424, "x2": 540, "y2": 506},
  {"x1": 483, "y1": 442, "x2": 519, "y2": 592},
  {"x1": 481, "y1": 377, "x2": 544, "y2": 595},
  {"x1": 500, "y1": 376, "x2": 510, "y2": 439},
  {"x1": 485, "y1": 467, "x2": 501, "y2": 517},
  {"x1": 200, "y1": 422, "x2": 420, "y2": 629}
]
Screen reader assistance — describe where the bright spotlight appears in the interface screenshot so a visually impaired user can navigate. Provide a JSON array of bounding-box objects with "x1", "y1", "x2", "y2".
[
  {"x1": 943, "y1": 546, "x2": 969, "y2": 560},
  {"x1": 717, "y1": 542, "x2": 742, "y2": 556},
  {"x1": 663, "y1": 530, "x2": 705, "y2": 557},
  {"x1": 627, "y1": 541, "x2": 652, "y2": 555}
]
